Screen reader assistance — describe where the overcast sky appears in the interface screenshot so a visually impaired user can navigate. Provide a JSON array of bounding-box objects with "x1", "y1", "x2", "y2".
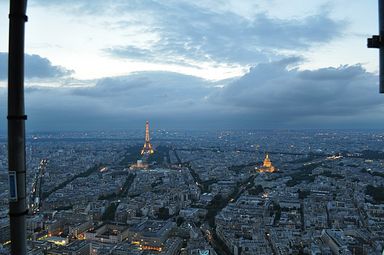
[{"x1": 0, "y1": 0, "x2": 381, "y2": 131}]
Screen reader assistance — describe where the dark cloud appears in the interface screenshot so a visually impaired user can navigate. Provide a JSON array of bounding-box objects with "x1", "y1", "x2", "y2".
[
  {"x1": 72, "y1": 71, "x2": 213, "y2": 110},
  {"x1": 0, "y1": 59, "x2": 380, "y2": 131},
  {"x1": 299, "y1": 65, "x2": 364, "y2": 81},
  {"x1": 9, "y1": 71, "x2": 218, "y2": 131},
  {"x1": 0, "y1": 57, "x2": 384, "y2": 130},
  {"x1": 0, "y1": 52, "x2": 73, "y2": 80},
  {"x1": 215, "y1": 59, "x2": 381, "y2": 127}
]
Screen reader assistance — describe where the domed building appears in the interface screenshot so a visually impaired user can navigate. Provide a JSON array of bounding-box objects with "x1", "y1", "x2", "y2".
[{"x1": 256, "y1": 153, "x2": 276, "y2": 173}]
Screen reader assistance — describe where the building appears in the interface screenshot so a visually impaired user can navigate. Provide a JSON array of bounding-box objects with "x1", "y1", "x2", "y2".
[
  {"x1": 84, "y1": 224, "x2": 129, "y2": 243},
  {"x1": 129, "y1": 219, "x2": 176, "y2": 251},
  {"x1": 130, "y1": 160, "x2": 149, "y2": 170},
  {"x1": 320, "y1": 229, "x2": 352, "y2": 255},
  {"x1": 47, "y1": 240, "x2": 90, "y2": 255},
  {"x1": 0, "y1": 219, "x2": 10, "y2": 244},
  {"x1": 256, "y1": 154, "x2": 277, "y2": 173}
]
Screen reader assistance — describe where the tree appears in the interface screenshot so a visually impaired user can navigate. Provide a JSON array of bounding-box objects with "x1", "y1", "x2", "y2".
[
  {"x1": 157, "y1": 207, "x2": 170, "y2": 220},
  {"x1": 176, "y1": 217, "x2": 185, "y2": 226}
]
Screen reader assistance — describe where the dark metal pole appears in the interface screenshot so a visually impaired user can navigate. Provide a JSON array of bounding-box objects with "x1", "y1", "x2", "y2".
[
  {"x1": 380, "y1": 0, "x2": 384, "y2": 93},
  {"x1": 368, "y1": 0, "x2": 384, "y2": 93},
  {"x1": 8, "y1": 0, "x2": 28, "y2": 254}
]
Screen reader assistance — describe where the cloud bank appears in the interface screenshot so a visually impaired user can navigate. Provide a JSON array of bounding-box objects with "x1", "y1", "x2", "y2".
[
  {"x1": 0, "y1": 52, "x2": 72, "y2": 80},
  {"x1": 0, "y1": 57, "x2": 379, "y2": 131}
]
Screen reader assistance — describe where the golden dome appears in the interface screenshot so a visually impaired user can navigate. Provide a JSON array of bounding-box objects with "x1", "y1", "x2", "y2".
[
  {"x1": 257, "y1": 153, "x2": 276, "y2": 173},
  {"x1": 263, "y1": 153, "x2": 272, "y2": 168}
]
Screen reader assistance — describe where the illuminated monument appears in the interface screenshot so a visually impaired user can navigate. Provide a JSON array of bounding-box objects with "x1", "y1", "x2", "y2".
[
  {"x1": 256, "y1": 153, "x2": 276, "y2": 173},
  {"x1": 141, "y1": 121, "x2": 154, "y2": 155}
]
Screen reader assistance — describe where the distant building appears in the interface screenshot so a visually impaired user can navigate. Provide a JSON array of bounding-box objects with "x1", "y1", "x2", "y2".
[
  {"x1": 129, "y1": 219, "x2": 176, "y2": 252},
  {"x1": 256, "y1": 154, "x2": 277, "y2": 173},
  {"x1": 84, "y1": 223, "x2": 129, "y2": 244},
  {"x1": 320, "y1": 229, "x2": 352, "y2": 255},
  {"x1": 130, "y1": 159, "x2": 149, "y2": 170},
  {"x1": 0, "y1": 219, "x2": 9, "y2": 244},
  {"x1": 47, "y1": 240, "x2": 90, "y2": 255}
]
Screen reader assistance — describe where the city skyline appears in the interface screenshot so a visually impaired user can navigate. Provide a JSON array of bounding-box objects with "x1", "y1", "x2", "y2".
[
  {"x1": 0, "y1": 1, "x2": 382, "y2": 131},
  {"x1": 1, "y1": 2, "x2": 384, "y2": 253},
  {"x1": 1, "y1": 128, "x2": 384, "y2": 254}
]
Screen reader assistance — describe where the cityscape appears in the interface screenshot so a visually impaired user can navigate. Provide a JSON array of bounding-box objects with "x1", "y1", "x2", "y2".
[
  {"x1": 0, "y1": 122, "x2": 384, "y2": 254},
  {"x1": 0, "y1": 1, "x2": 383, "y2": 254}
]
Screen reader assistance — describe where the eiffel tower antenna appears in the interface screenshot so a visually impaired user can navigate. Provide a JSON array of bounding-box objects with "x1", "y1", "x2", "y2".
[{"x1": 141, "y1": 121, "x2": 154, "y2": 155}]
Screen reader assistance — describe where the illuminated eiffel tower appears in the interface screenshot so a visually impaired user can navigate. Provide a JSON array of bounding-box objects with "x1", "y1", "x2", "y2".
[{"x1": 141, "y1": 121, "x2": 154, "y2": 155}]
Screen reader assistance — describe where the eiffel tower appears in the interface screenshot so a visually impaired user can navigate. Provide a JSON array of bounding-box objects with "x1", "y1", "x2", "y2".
[{"x1": 141, "y1": 121, "x2": 154, "y2": 155}]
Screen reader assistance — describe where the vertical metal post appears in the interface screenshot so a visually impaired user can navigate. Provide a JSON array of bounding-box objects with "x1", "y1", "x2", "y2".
[
  {"x1": 379, "y1": 0, "x2": 384, "y2": 93},
  {"x1": 368, "y1": 0, "x2": 384, "y2": 93},
  {"x1": 8, "y1": 0, "x2": 28, "y2": 254}
]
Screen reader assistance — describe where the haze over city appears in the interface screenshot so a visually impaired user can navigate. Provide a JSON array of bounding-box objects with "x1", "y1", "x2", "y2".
[{"x1": 0, "y1": 0, "x2": 381, "y2": 131}]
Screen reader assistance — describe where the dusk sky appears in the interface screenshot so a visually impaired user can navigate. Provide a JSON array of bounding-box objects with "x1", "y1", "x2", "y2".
[{"x1": 0, "y1": 0, "x2": 382, "y2": 131}]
